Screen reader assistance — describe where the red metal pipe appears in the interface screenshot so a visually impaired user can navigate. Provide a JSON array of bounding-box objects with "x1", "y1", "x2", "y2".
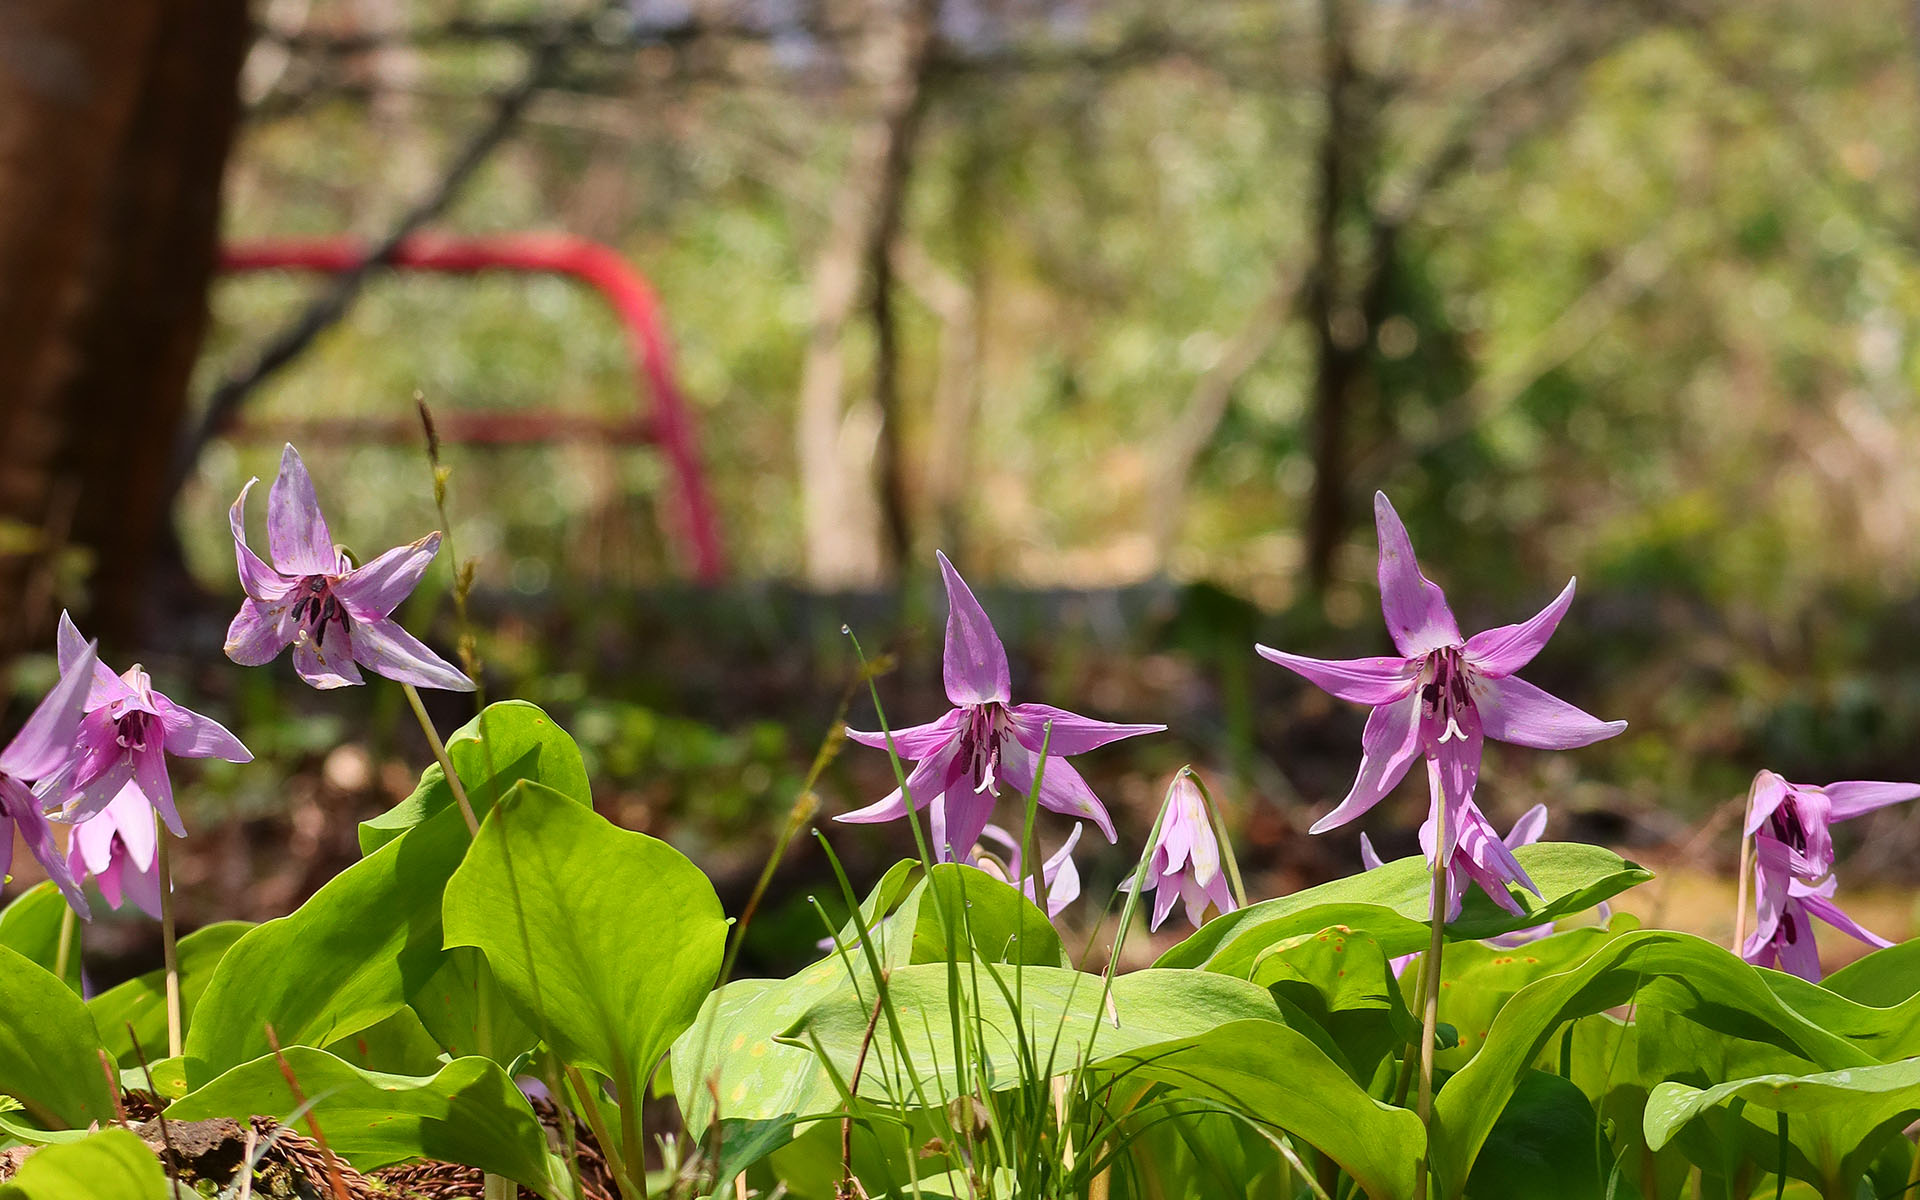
[{"x1": 219, "y1": 233, "x2": 725, "y2": 584}]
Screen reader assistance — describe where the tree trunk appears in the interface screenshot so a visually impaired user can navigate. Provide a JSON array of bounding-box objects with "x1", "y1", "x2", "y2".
[
  {"x1": 0, "y1": 0, "x2": 250, "y2": 663},
  {"x1": 1303, "y1": 0, "x2": 1362, "y2": 597}
]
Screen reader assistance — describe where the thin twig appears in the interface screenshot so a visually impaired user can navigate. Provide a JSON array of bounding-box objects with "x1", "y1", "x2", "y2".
[
  {"x1": 126, "y1": 1024, "x2": 183, "y2": 1200},
  {"x1": 169, "y1": 35, "x2": 570, "y2": 499},
  {"x1": 264, "y1": 1025, "x2": 350, "y2": 1200},
  {"x1": 97, "y1": 1050, "x2": 128, "y2": 1128},
  {"x1": 841, "y1": 991, "x2": 887, "y2": 1182}
]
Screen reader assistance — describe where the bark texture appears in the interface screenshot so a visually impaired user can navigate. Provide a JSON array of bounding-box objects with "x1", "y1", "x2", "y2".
[{"x1": 0, "y1": 0, "x2": 250, "y2": 662}]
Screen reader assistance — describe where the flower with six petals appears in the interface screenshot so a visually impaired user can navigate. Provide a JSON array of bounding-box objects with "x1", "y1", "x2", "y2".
[
  {"x1": 0, "y1": 639, "x2": 100, "y2": 913},
  {"x1": 837, "y1": 552, "x2": 1164, "y2": 861},
  {"x1": 1258, "y1": 492, "x2": 1625, "y2": 910},
  {"x1": 35, "y1": 613, "x2": 252, "y2": 842},
  {"x1": 225, "y1": 444, "x2": 473, "y2": 691}
]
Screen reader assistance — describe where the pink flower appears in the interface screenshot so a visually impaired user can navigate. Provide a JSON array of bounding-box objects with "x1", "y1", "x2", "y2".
[
  {"x1": 1743, "y1": 842, "x2": 1889, "y2": 982},
  {"x1": 65, "y1": 787, "x2": 162, "y2": 920},
  {"x1": 1738, "y1": 769, "x2": 1918, "y2": 980},
  {"x1": 35, "y1": 613, "x2": 251, "y2": 840},
  {"x1": 225, "y1": 444, "x2": 473, "y2": 691},
  {"x1": 1138, "y1": 770, "x2": 1237, "y2": 931},
  {"x1": 0, "y1": 639, "x2": 100, "y2": 914},
  {"x1": 1258, "y1": 492, "x2": 1624, "y2": 910},
  {"x1": 837, "y1": 552, "x2": 1163, "y2": 861},
  {"x1": 974, "y1": 823, "x2": 1082, "y2": 918},
  {"x1": 1742, "y1": 769, "x2": 1920, "y2": 881}
]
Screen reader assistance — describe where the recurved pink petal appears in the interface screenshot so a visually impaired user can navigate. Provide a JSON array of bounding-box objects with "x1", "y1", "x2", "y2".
[
  {"x1": 1372, "y1": 492, "x2": 1461, "y2": 658},
  {"x1": 0, "y1": 639, "x2": 98, "y2": 781},
  {"x1": 267, "y1": 444, "x2": 339, "y2": 576},
  {"x1": 999, "y1": 741, "x2": 1117, "y2": 843},
  {"x1": 932, "y1": 784, "x2": 997, "y2": 865},
  {"x1": 1451, "y1": 799, "x2": 1536, "y2": 913},
  {"x1": 1743, "y1": 770, "x2": 1791, "y2": 837},
  {"x1": 845, "y1": 710, "x2": 963, "y2": 760},
  {"x1": 1821, "y1": 780, "x2": 1920, "y2": 823},
  {"x1": 1472, "y1": 674, "x2": 1625, "y2": 750},
  {"x1": 1770, "y1": 900, "x2": 1826, "y2": 981},
  {"x1": 3, "y1": 777, "x2": 87, "y2": 918},
  {"x1": 132, "y1": 743, "x2": 185, "y2": 838},
  {"x1": 1149, "y1": 873, "x2": 1181, "y2": 931},
  {"x1": 1041, "y1": 825, "x2": 1083, "y2": 916},
  {"x1": 292, "y1": 637, "x2": 365, "y2": 690},
  {"x1": 347, "y1": 619, "x2": 472, "y2": 692},
  {"x1": 1799, "y1": 889, "x2": 1893, "y2": 950},
  {"x1": 1745, "y1": 837, "x2": 1793, "y2": 952},
  {"x1": 225, "y1": 599, "x2": 295, "y2": 667},
  {"x1": 1308, "y1": 690, "x2": 1422, "y2": 834},
  {"x1": 1254, "y1": 647, "x2": 1420, "y2": 706},
  {"x1": 105, "y1": 784, "x2": 157, "y2": 872},
  {"x1": 228, "y1": 481, "x2": 299, "y2": 601},
  {"x1": 118, "y1": 846, "x2": 165, "y2": 920},
  {"x1": 836, "y1": 740, "x2": 962, "y2": 824},
  {"x1": 1358, "y1": 832, "x2": 1387, "y2": 871},
  {"x1": 937, "y1": 552, "x2": 1011, "y2": 707},
  {"x1": 157, "y1": 697, "x2": 252, "y2": 764},
  {"x1": 1462, "y1": 579, "x2": 1576, "y2": 678},
  {"x1": 1007, "y1": 704, "x2": 1164, "y2": 756},
  {"x1": 56, "y1": 612, "x2": 130, "y2": 709},
  {"x1": 1503, "y1": 803, "x2": 1550, "y2": 849},
  {"x1": 334, "y1": 534, "x2": 442, "y2": 620}
]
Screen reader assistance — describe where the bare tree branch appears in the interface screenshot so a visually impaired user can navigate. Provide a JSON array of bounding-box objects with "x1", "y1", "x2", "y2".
[{"x1": 169, "y1": 36, "x2": 569, "y2": 499}]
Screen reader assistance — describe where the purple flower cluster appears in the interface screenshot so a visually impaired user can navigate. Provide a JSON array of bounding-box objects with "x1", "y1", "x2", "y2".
[
  {"x1": 0, "y1": 614, "x2": 251, "y2": 918},
  {"x1": 0, "y1": 443, "x2": 476, "y2": 921}
]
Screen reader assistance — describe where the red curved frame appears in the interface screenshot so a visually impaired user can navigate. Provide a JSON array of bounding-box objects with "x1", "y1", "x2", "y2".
[{"x1": 219, "y1": 233, "x2": 725, "y2": 584}]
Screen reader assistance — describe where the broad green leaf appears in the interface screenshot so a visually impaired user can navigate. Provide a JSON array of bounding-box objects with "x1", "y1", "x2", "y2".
[
  {"x1": 1155, "y1": 842, "x2": 1650, "y2": 972},
  {"x1": 0, "y1": 884, "x2": 80, "y2": 993},
  {"x1": 90, "y1": 921, "x2": 251, "y2": 1067},
  {"x1": 1429, "y1": 930, "x2": 1887, "y2": 1198},
  {"x1": 787, "y1": 963, "x2": 1424, "y2": 1199},
  {"x1": 407, "y1": 945, "x2": 539, "y2": 1063},
  {"x1": 672, "y1": 952, "x2": 879, "y2": 1167},
  {"x1": 1246, "y1": 924, "x2": 1419, "y2": 1082},
  {"x1": 323, "y1": 1004, "x2": 449, "y2": 1076},
  {"x1": 359, "y1": 700, "x2": 590, "y2": 854},
  {"x1": 1433, "y1": 916, "x2": 1635, "y2": 1072},
  {"x1": 872, "y1": 863, "x2": 1066, "y2": 968},
  {"x1": 1645, "y1": 1059, "x2": 1920, "y2": 1194},
  {"x1": 1102, "y1": 1020, "x2": 1427, "y2": 1200},
  {"x1": 0, "y1": 1097, "x2": 89, "y2": 1146},
  {"x1": 1466, "y1": 1069, "x2": 1603, "y2": 1200},
  {"x1": 1819, "y1": 939, "x2": 1920, "y2": 1005},
  {"x1": 0, "y1": 946, "x2": 112, "y2": 1129},
  {"x1": 819, "y1": 857, "x2": 920, "y2": 949},
  {"x1": 184, "y1": 800, "x2": 473, "y2": 1084},
  {"x1": 168, "y1": 1046, "x2": 563, "y2": 1194},
  {"x1": 443, "y1": 780, "x2": 727, "y2": 1110},
  {"x1": 0, "y1": 1129, "x2": 165, "y2": 1199}
]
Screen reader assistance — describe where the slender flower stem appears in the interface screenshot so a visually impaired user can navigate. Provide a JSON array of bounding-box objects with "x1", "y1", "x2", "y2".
[
  {"x1": 401, "y1": 682, "x2": 478, "y2": 836},
  {"x1": 1414, "y1": 770, "x2": 1449, "y2": 1200},
  {"x1": 1733, "y1": 827, "x2": 1753, "y2": 955},
  {"x1": 154, "y1": 815, "x2": 184, "y2": 1059},
  {"x1": 53, "y1": 905, "x2": 75, "y2": 988}
]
